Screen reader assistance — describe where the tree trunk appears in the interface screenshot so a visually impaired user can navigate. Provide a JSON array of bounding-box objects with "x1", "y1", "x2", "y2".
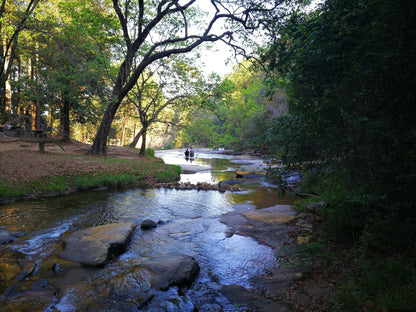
[
  {"x1": 139, "y1": 128, "x2": 147, "y2": 155},
  {"x1": 129, "y1": 127, "x2": 144, "y2": 149},
  {"x1": 4, "y1": 76, "x2": 11, "y2": 123},
  {"x1": 89, "y1": 99, "x2": 121, "y2": 155},
  {"x1": 0, "y1": 80, "x2": 5, "y2": 123},
  {"x1": 61, "y1": 96, "x2": 70, "y2": 142},
  {"x1": 121, "y1": 117, "x2": 126, "y2": 146}
]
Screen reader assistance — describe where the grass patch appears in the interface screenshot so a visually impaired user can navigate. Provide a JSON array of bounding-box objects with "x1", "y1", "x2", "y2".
[
  {"x1": 154, "y1": 165, "x2": 181, "y2": 183},
  {"x1": 0, "y1": 150, "x2": 180, "y2": 202}
]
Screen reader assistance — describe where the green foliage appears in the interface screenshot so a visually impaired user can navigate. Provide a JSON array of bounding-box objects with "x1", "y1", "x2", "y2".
[
  {"x1": 262, "y1": 0, "x2": 416, "y2": 309},
  {"x1": 181, "y1": 60, "x2": 287, "y2": 150},
  {"x1": 181, "y1": 114, "x2": 218, "y2": 148},
  {"x1": 267, "y1": 0, "x2": 416, "y2": 242},
  {"x1": 290, "y1": 240, "x2": 333, "y2": 267},
  {"x1": 333, "y1": 257, "x2": 416, "y2": 312},
  {"x1": 3, "y1": 0, "x2": 117, "y2": 139},
  {"x1": 144, "y1": 148, "x2": 155, "y2": 158}
]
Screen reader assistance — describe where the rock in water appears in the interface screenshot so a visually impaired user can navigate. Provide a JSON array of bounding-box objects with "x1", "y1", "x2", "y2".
[
  {"x1": 59, "y1": 223, "x2": 135, "y2": 267},
  {"x1": 236, "y1": 165, "x2": 266, "y2": 178},
  {"x1": 218, "y1": 179, "x2": 242, "y2": 187},
  {"x1": 141, "y1": 219, "x2": 158, "y2": 230},
  {"x1": 140, "y1": 253, "x2": 200, "y2": 291},
  {"x1": 0, "y1": 230, "x2": 15, "y2": 244}
]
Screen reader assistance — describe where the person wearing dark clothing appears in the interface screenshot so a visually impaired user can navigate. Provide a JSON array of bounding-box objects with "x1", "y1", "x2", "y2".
[{"x1": 184, "y1": 148, "x2": 190, "y2": 158}]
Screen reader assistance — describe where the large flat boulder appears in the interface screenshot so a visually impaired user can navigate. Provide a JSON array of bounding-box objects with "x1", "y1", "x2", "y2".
[
  {"x1": 242, "y1": 205, "x2": 296, "y2": 224},
  {"x1": 220, "y1": 205, "x2": 297, "y2": 249},
  {"x1": 59, "y1": 223, "x2": 135, "y2": 267}
]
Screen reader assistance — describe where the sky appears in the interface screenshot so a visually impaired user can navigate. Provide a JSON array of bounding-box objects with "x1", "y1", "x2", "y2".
[
  {"x1": 193, "y1": 0, "x2": 245, "y2": 78},
  {"x1": 194, "y1": 0, "x2": 323, "y2": 78},
  {"x1": 199, "y1": 42, "x2": 239, "y2": 78}
]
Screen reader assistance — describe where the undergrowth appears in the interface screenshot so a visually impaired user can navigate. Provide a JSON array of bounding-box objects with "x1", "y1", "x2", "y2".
[{"x1": 295, "y1": 164, "x2": 416, "y2": 311}]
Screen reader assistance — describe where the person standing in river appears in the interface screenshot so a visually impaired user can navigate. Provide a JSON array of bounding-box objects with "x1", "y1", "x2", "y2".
[
  {"x1": 189, "y1": 148, "x2": 194, "y2": 158},
  {"x1": 184, "y1": 148, "x2": 190, "y2": 158}
]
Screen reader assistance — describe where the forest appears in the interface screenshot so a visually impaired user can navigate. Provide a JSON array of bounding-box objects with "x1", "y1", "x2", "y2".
[{"x1": 1, "y1": 0, "x2": 415, "y2": 310}]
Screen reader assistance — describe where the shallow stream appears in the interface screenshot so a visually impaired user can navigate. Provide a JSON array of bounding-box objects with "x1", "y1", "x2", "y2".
[{"x1": 0, "y1": 149, "x2": 296, "y2": 311}]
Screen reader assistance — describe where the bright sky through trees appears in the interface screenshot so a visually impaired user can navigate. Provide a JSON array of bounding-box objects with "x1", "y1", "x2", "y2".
[
  {"x1": 193, "y1": 0, "x2": 238, "y2": 77},
  {"x1": 196, "y1": 0, "x2": 323, "y2": 77}
]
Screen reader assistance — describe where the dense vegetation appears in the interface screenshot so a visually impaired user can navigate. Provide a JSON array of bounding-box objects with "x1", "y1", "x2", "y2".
[
  {"x1": 180, "y1": 63, "x2": 288, "y2": 152},
  {"x1": 1, "y1": 0, "x2": 415, "y2": 310},
  {"x1": 262, "y1": 0, "x2": 416, "y2": 310}
]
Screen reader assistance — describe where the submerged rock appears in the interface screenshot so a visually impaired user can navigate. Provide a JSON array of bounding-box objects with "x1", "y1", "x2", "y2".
[
  {"x1": 236, "y1": 164, "x2": 267, "y2": 178},
  {"x1": 0, "y1": 278, "x2": 58, "y2": 311},
  {"x1": 218, "y1": 179, "x2": 242, "y2": 187},
  {"x1": 139, "y1": 287, "x2": 197, "y2": 312},
  {"x1": 178, "y1": 164, "x2": 211, "y2": 174},
  {"x1": 0, "y1": 231, "x2": 15, "y2": 245},
  {"x1": 59, "y1": 223, "x2": 135, "y2": 267},
  {"x1": 0, "y1": 230, "x2": 24, "y2": 245}
]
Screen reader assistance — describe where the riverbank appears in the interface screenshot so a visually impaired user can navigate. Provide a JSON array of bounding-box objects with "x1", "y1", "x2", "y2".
[
  {"x1": 219, "y1": 203, "x2": 342, "y2": 312},
  {"x1": 0, "y1": 138, "x2": 183, "y2": 204},
  {"x1": 0, "y1": 139, "x2": 246, "y2": 204}
]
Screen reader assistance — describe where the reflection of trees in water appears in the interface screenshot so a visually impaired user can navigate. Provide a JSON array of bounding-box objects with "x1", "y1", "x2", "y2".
[{"x1": 230, "y1": 185, "x2": 296, "y2": 209}]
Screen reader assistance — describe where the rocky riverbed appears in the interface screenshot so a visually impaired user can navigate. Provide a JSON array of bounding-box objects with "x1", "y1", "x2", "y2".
[{"x1": 0, "y1": 202, "x2": 334, "y2": 311}]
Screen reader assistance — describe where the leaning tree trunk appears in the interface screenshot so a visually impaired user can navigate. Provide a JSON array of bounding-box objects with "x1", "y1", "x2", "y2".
[
  {"x1": 129, "y1": 127, "x2": 144, "y2": 149},
  {"x1": 89, "y1": 99, "x2": 122, "y2": 155}
]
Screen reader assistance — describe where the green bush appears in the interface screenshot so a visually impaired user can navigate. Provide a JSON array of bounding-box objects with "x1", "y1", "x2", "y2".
[
  {"x1": 333, "y1": 256, "x2": 416, "y2": 311},
  {"x1": 145, "y1": 148, "x2": 155, "y2": 157}
]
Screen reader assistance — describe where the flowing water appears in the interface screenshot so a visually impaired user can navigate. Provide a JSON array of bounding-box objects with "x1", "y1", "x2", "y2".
[{"x1": 0, "y1": 149, "x2": 296, "y2": 311}]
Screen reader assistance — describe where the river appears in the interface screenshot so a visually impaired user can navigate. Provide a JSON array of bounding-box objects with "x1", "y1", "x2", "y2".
[{"x1": 0, "y1": 149, "x2": 297, "y2": 311}]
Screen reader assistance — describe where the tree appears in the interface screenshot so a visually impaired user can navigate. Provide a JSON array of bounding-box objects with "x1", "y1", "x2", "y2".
[
  {"x1": 0, "y1": 0, "x2": 40, "y2": 120},
  {"x1": 263, "y1": 1, "x2": 416, "y2": 309},
  {"x1": 127, "y1": 58, "x2": 201, "y2": 154},
  {"x1": 268, "y1": 0, "x2": 416, "y2": 194},
  {"x1": 2, "y1": 0, "x2": 117, "y2": 139},
  {"x1": 19, "y1": 0, "x2": 117, "y2": 140},
  {"x1": 39, "y1": 0, "x2": 117, "y2": 141},
  {"x1": 89, "y1": 0, "x2": 292, "y2": 155},
  {"x1": 181, "y1": 60, "x2": 287, "y2": 150}
]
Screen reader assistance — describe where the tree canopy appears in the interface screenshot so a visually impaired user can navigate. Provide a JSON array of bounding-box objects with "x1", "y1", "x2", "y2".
[{"x1": 88, "y1": 0, "x2": 296, "y2": 155}]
